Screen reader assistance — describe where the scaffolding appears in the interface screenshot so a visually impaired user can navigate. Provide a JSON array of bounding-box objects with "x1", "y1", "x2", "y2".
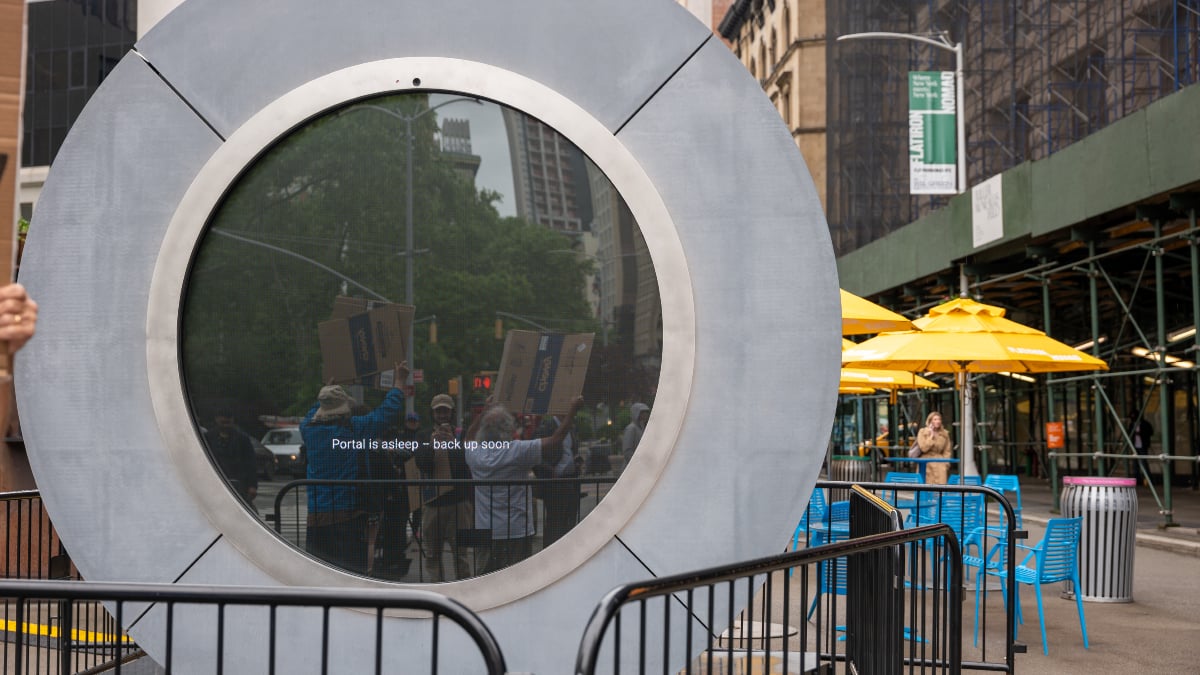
[{"x1": 827, "y1": 0, "x2": 1200, "y2": 256}]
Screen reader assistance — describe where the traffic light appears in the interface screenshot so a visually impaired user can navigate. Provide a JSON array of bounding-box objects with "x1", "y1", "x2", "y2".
[
  {"x1": 447, "y1": 376, "x2": 460, "y2": 396},
  {"x1": 494, "y1": 318, "x2": 503, "y2": 339},
  {"x1": 472, "y1": 371, "x2": 497, "y2": 392}
]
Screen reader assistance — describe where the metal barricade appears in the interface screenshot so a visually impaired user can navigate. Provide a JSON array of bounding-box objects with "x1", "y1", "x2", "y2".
[
  {"x1": 272, "y1": 476, "x2": 617, "y2": 583},
  {"x1": 0, "y1": 579, "x2": 508, "y2": 675},
  {"x1": 816, "y1": 480, "x2": 1024, "y2": 674},
  {"x1": 0, "y1": 490, "x2": 74, "y2": 581},
  {"x1": 1060, "y1": 476, "x2": 1137, "y2": 602},
  {"x1": 574, "y1": 519, "x2": 963, "y2": 675}
]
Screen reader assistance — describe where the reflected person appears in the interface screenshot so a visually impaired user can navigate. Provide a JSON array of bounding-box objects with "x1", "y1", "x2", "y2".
[
  {"x1": 205, "y1": 410, "x2": 258, "y2": 509},
  {"x1": 300, "y1": 362, "x2": 407, "y2": 573},
  {"x1": 465, "y1": 396, "x2": 585, "y2": 574},
  {"x1": 622, "y1": 402, "x2": 650, "y2": 462},
  {"x1": 414, "y1": 394, "x2": 472, "y2": 582},
  {"x1": 534, "y1": 413, "x2": 582, "y2": 547}
]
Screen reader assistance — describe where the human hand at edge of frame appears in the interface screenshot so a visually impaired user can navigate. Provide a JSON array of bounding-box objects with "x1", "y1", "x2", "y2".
[{"x1": 0, "y1": 284, "x2": 37, "y2": 354}]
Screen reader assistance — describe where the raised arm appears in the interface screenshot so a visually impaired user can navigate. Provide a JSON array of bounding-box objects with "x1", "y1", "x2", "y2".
[{"x1": 538, "y1": 397, "x2": 585, "y2": 463}]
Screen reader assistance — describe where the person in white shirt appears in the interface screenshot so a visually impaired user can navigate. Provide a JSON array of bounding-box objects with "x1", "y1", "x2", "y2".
[{"x1": 465, "y1": 396, "x2": 584, "y2": 574}]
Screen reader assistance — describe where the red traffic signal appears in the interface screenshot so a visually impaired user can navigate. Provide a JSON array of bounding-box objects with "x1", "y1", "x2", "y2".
[{"x1": 472, "y1": 372, "x2": 495, "y2": 390}]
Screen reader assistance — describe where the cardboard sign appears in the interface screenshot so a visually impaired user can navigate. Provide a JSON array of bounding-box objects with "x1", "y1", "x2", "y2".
[
  {"x1": 495, "y1": 331, "x2": 593, "y2": 415},
  {"x1": 318, "y1": 297, "x2": 414, "y2": 390}
]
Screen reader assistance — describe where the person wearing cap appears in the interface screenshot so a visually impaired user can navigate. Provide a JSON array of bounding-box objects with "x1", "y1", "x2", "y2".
[
  {"x1": 299, "y1": 362, "x2": 408, "y2": 574},
  {"x1": 413, "y1": 392, "x2": 473, "y2": 582}
]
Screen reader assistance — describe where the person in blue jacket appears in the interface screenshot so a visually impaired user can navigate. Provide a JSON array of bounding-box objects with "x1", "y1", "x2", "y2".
[{"x1": 300, "y1": 362, "x2": 407, "y2": 573}]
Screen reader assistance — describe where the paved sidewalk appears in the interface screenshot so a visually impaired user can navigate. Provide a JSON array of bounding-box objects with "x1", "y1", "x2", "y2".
[{"x1": 971, "y1": 475, "x2": 1200, "y2": 673}]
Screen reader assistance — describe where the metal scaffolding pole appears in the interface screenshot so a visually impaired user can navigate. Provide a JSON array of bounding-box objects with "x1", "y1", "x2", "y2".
[
  {"x1": 1089, "y1": 239, "x2": 1105, "y2": 474},
  {"x1": 1154, "y1": 217, "x2": 1178, "y2": 527}
]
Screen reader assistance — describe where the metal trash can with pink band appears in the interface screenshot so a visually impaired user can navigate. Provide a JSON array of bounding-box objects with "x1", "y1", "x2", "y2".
[{"x1": 1060, "y1": 476, "x2": 1138, "y2": 602}]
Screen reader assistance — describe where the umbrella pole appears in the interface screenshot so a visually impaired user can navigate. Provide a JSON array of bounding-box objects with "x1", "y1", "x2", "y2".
[{"x1": 960, "y1": 370, "x2": 979, "y2": 476}]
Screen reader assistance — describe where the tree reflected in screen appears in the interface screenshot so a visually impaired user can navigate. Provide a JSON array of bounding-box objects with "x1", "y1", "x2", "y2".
[{"x1": 181, "y1": 92, "x2": 663, "y2": 581}]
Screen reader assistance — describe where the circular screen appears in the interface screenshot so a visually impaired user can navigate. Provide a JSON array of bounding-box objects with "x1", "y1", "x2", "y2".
[{"x1": 181, "y1": 92, "x2": 663, "y2": 582}]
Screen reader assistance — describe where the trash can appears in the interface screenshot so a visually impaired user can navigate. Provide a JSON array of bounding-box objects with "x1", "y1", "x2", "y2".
[
  {"x1": 829, "y1": 455, "x2": 874, "y2": 503},
  {"x1": 1060, "y1": 476, "x2": 1137, "y2": 602}
]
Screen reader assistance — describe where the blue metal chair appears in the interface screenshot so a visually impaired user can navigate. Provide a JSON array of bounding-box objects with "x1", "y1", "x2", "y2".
[
  {"x1": 805, "y1": 526, "x2": 848, "y2": 620},
  {"x1": 949, "y1": 474, "x2": 982, "y2": 486},
  {"x1": 979, "y1": 517, "x2": 1089, "y2": 655},
  {"x1": 983, "y1": 473, "x2": 1023, "y2": 527},
  {"x1": 962, "y1": 526, "x2": 1010, "y2": 647},
  {"x1": 908, "y1": 493, "x2": 987, "y2": 580},
  {"x1": 882, "y1": 471, "x2": 923, "y2": 508},
  {"x1": 791, "y1": 488, "x2": 828, "y2": 550}
]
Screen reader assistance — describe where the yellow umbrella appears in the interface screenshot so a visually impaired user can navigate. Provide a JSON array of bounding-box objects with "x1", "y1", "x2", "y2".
[
  {"x1": 841, "y1": 289, "x2": 915, "y2": 335},
  {"x1": 842, "y1": 300, "x2": 1108, "y2": 373},
  {"x1": 840, "y1": 368, "x2": 938, "y2": 389},
  {"x1": 839, "y1": 339, "x2": 937, "y2": 395},
  {"x1": 841, "y1": 296, "x2": 1108, "y2": 474}
]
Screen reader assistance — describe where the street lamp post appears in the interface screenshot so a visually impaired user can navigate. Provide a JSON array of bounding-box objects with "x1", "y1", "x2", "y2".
[
  {"x1": 837, "y1": 31, "x2": 978, "y2": 474},
  {"x1": 836, "y1": 31, "x2": 966, "y2": 194},
  {"x1": 342, "y1": 96, "x2": 482, "y2": 414}
]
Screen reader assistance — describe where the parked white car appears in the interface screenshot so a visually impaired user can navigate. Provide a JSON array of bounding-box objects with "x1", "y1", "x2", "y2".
[{"x1": 261, "y1": 427, "x2": 305, "y2": 477}]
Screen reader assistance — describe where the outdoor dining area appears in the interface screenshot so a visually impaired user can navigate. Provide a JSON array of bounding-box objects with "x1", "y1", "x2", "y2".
[
  {"x1": 835, "y1": 288, "x2": 1108, "y2": 479},
  {"x1": 783, "y1": 289, "x2": 1117, "y2": 663}
]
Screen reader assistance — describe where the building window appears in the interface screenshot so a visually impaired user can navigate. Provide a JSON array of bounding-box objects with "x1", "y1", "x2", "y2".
[{"x1": 22, "y1": 0, "x2": 137, "y2": 168}]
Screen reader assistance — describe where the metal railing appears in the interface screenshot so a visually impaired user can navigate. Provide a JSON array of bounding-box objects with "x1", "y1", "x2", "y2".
[
  {"x1": 0, "y1": 579, "x2": 508, "y2": 675},
  {"x1": 816, "y1": 481, "x2": 1023, "y2": 673},
  {"x1": 846, "y1": 486, "x2": 907, "y2": 674},
  {"x1": 0, "y1": 491, "x2": 73, "y2": 581},
  {"x1": 271, "y1": 477, "x2": 617, "y2": 582},
  {"x1": 574, "y1": 520, "x2": 963, "y2": 675}
]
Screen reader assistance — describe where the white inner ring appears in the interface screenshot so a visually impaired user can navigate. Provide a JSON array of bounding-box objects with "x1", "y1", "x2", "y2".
[{"x1": 145, "y1": 57, "x2": 696, "y2": 610}]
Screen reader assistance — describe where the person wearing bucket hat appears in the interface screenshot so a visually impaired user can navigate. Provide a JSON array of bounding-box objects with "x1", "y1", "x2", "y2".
[
  {"x1": 414, "y1": 391, "x2": 473, "y2": 581},
  {"x1": 300, "y1": 361, "x2": 409, "y2": 574}
]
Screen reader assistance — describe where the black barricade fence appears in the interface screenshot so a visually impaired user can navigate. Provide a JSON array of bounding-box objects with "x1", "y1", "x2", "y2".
[
  {"x1": 847, "y1": 486, "x2": 905, "y2": 675},
  {"x1": 0, "y1": 491, "x2": 74, "y2": 581},
  {"x1": 271, "y1": 477, "x2": 617, "y2": 583},
  {"x1": 574, "y1": 522, "x2": 964, "y2": 675},
  {"x1": 815, "y1": 481, "x2": 1025, "y2": 674},
  {"x1": 0, "y1": 579, "x2": 508, "y2": 675}
]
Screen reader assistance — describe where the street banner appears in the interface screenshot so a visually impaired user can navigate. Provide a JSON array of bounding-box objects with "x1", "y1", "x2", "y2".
[{"x1": 908, "y1": 71, "x2": 957, "y2": 195}]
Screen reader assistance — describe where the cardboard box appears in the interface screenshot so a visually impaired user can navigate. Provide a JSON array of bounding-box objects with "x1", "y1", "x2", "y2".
[
  {"x1": 495, "y1": 331, "x2": 593, "y2": 415},
  {"x1": 318, "y1": 297, "x2": 415, "y2": 390}
]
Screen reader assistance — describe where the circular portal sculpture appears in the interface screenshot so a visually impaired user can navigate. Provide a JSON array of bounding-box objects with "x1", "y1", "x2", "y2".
[{"x1": 17, "y1": 0, "x2": 839, "y2": 672}]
